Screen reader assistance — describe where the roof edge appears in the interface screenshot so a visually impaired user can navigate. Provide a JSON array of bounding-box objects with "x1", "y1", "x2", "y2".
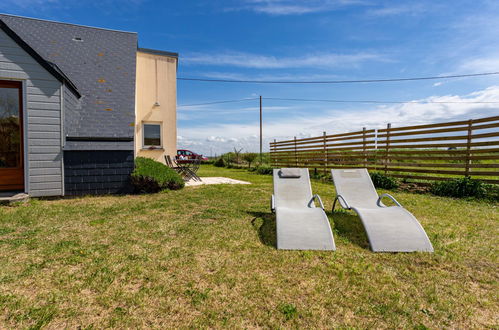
[
  {"x1": 138, "y1": 47, "x2": 179, "y2": 58},
  {"x1": 0, "y1": 13, "x2": 137, "y2": 34},
  {"x1": 0, "y1": 18, "x2": 81, "y2": 98}
]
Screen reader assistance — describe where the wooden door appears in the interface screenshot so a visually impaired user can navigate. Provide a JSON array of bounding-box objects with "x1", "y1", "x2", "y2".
[{"x1": 0, "y1": 80, "x2": 24, "y2": 191}]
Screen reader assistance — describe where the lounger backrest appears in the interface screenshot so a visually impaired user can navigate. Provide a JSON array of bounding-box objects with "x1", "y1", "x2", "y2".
[
  {"x1": 331, "y1": 168, "x2": 379, "y2": 208},
  {"x1": 273, "y1": 168, "x2": 313, "y2": 209}
]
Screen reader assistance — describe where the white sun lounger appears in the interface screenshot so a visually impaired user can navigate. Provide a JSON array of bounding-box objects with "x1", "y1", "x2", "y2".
[
  {"x1": 272, "y1": 168, "x2": 335, "y2": 251},
  {"x1": 331, "y1": 168, "x2": 433, "y2": 252}
]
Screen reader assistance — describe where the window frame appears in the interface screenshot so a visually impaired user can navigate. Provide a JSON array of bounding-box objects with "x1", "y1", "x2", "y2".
[{"x1": 142, "y1": 122, "x2": 163, "y2": 149}]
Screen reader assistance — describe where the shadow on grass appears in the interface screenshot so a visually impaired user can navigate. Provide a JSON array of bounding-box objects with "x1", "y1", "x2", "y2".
[
  {"x1": 248, "y1": 210, "x2": 371, "y2": 250},
  {"x1": 248, "y1": 211, "x2": 277, "y2": 248},
  {"x1": 327, "y1": 210, "x2": 370, "y2": 250}
]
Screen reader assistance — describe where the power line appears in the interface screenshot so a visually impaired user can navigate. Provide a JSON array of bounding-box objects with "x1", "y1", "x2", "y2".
[
  {"x1": 265, "y1": 97, "x2": 499, "y2": 104},
  {"x1": 177, "y1": 71, "x2": 499, "y2": 84},
  {"x1": 178, "y1": 96, "x2": 499, "y2": 108},
  {"x1": 178, "y1": 97, "x2": 259, "y2": 107}
]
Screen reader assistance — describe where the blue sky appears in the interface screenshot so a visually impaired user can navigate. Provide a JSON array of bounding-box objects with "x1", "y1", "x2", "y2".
[{"x1": 2, "y1": 0, "x2": 499, "y2": 155}]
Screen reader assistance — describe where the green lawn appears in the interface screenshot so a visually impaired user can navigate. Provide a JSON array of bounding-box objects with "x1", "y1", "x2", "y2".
[{"x1": 0, "y1": 165, "x2": 497, "y2": 328}]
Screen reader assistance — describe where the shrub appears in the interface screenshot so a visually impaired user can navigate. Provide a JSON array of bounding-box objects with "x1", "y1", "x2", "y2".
[
  {"x1": 254, "y1": 164, "x2": 274, "y2": 175},
  {"x1": 131, "y1": 157, "x2": 184, "y2": 193},
  {"x1": 213, "y1": 157, "x2": 225, "y2": 167},
  {"x1": 485, "y1": 184, "x2": 499, "y2": 202},
  {"x1": 242, "y1": 153, "x2": 258, "y2": 168},
  {"x1": 233, "y1": 147, "x2": 243, "y2": 164},
  {"x1": 370, "y1": 172, "x2": 399, "y2": 189},
  {"x1": 226, "y1": 164, "x2": 244, "y2": 169},
  {"x1": 430, "y1": 177, "x2": 486, "y2": 199},
  {"x1": 309, "y1": 170, "x2": 330, "y2": 182},
  {"x1": 224, "y1": 152, "x2": 236, "y2": 166}
]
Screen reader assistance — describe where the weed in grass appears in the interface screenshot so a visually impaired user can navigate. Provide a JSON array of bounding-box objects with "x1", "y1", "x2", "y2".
[
  {"x1": 16, "y1": 303, "x2": 58, "y2": 330},
  {"x1": 113, "y1": 306, "x2": 127, "y2": 316},
  {"x1": 0, "y1": 227, "x2": 15, "y2": 235},
  {"x1": 278, "y1": 303, "x2": 298, "y2": 321},
  {"x1": 89, "y1": 218, "x2": 108, "y2": 226},
  {"x1": 185, "y1": 286, "x2": 210, "y2": 306}
]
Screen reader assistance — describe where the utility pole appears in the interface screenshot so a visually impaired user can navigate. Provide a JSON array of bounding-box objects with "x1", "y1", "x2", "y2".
[{"x1": 259, "y1": 95, "x2": 263, "y2": 163}]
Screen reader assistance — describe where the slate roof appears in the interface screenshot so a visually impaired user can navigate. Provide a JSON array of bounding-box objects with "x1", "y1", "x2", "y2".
[
  {"x1": 0, "y1": 19, "x2": 80, "y2": 97},
  {"x1": 0, "y1": 14, "x2": 138, "y2": 140}
]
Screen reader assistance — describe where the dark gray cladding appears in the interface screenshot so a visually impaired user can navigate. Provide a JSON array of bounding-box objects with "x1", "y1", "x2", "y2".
[
  {"x1": 64, "y1": 151, "x2": 134, "y2": 195},
  {"x1": 0, "y1": 14, "x2": 137, "y2": 148}
]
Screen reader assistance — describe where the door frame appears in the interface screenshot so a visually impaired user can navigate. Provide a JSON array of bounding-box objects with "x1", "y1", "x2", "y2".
[{"x1": 0, "y1": 79, "x2": 26, "y2": 192}]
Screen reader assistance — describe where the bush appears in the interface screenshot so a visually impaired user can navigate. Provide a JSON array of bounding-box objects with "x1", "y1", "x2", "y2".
[
  {"x1": 430, "y1": 177, "x2": 486, "y2": 199},
  {"x1": 370, "y1": 172, "x2": 399, "y2": 190},
  {"x1": 309, "y1": 170, "x2": 330, "y2": 182},
  {"x1": 242, "y1": 153, "x2": 258, "y2": 168},
  {"x1": 226, "y1": 164, "x2": 244, "y2": 169},
  {"x1": 253, "y1": 164, "x2": 274, "y2": 175},
  {"x1": 131, "y1": 157, "x2": 184, "y2": 193},
  {"x1": 213, "y1": 157, "x2": 225, "y2": 167},
  {"x1": 224, "y1": 152, "x2": 236, "y2": 166}
]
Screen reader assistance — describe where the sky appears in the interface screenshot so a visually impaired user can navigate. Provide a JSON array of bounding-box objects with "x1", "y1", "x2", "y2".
[{"x1": 1, "y1": 0, "x2": 499, "y2": 156}]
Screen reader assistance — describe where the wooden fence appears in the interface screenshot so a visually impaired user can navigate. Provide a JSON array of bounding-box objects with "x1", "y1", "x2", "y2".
[{"x1": 270, "y1": 115, "x2": 499, "y2": 184}]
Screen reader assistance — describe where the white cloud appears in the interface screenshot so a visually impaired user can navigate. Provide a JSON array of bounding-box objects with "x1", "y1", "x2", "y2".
[
  {"x1": 433, "y1": 82, "x2": 442, "y2": 87},
  {"x1": 458, "y1": 55, "x2": 499, "y2": 73},
  {"x1": 229, "y1": 0, "x2": 367, "y2": 16},
  {"x1": 365, "y1": 3, "x2": 430, "y2": 17},
  {"x1": 178, "y1": 86, "x2": 499, "y2": 155},
  {"x1": 0, "y1": 0, "x2": 144, "y2": 13},
  {"x1": 189, "y1": 71, "x2": 343, "y2": 82},
  {"x1": 182, "y1": 51, "x2": 385, "y2": 69},
  {"x1": 0, "y1": 0, "x2": 59, "y2": 9},
  {"x1": 206, "y1": 136, "x2": 227, "y2": 143}
]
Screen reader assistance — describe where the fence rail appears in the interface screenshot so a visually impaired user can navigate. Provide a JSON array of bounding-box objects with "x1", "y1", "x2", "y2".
[{"x1": 270, "y1": 115, "x2": 499, "y2": 184}]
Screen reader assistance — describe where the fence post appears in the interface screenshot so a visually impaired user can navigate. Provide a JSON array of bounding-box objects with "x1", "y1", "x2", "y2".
[
  {"x1": 323, "y1": 131, "x2": 327, "y2": 175},
  {"x1": 294, "y1": 136, "x2": 298, "y2": 167},
  {"x1": 362, "y1": 127, "x2": 367, "y2": 168},
  {"x1": 272, "y1": 139, "x2": 276, "y2": 167},
  {"x1": 465, "y1": 119, "x2": 473, "y2": 177},
  {"x1": 384, "y1": 123, "x2": 391, "y2": 175},
  {"x1": 374, "y1": 129, "x2": 378, "y2": 171}
]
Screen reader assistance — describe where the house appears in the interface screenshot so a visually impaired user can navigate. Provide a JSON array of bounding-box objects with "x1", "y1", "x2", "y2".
[
  {"x1": 135, "y1": 48, "x2": 178, "y2": 163},
  {"x1": 0, "y1": 14, "x2": 178, "y2": 197}
]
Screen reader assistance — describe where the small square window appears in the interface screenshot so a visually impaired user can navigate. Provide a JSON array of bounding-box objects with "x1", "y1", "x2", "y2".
[{"x1": 143, "y1": 123, "x2": 161, "y2": 147}]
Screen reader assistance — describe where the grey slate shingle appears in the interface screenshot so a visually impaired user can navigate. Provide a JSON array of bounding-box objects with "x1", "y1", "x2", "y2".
[{"x1": 0, "y1": 14, "x2": 137, "y2": 142}]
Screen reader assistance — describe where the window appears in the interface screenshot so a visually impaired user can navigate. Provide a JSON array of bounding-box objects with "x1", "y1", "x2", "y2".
[{"x1": 143, "y1": 123, "x2": 161, "y2": 148}]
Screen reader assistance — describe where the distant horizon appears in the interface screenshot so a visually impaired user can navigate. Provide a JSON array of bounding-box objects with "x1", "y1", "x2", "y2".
[{"x1": 2, "y1": 0, "x2": 498, "y2": 155}]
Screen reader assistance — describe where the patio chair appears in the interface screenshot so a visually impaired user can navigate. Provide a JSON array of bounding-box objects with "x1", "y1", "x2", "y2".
[
  {"x1": 331, "y1": 168, "x2": 433, "y2": 252},
  {"x1": 165, "y1": 155, "x2": 200, "y2": 181},
  {"x1": 165, "y1": 155, "x2": 185, "y2": 175},
  {"x1": 272, "y1": 168, "x2": 335, "y2": 250}
]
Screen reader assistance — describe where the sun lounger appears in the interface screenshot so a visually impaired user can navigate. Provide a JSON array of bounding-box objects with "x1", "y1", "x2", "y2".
[
  {"x1": 272, "y1": 168, "x2": 335, "y2": 250},
  {"x1": 331, "y1": 168, "x2": 433, "y2": 252}
]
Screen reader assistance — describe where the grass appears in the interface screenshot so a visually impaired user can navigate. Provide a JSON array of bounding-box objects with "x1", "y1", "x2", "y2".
[{"x1": 0, "y1": 165, "x2": 497, "y2": 328}]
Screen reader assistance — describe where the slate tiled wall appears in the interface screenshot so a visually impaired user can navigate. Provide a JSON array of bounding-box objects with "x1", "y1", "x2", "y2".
[{"x1": 64, "y1": 151, "x2": 134, "y2": 195}]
